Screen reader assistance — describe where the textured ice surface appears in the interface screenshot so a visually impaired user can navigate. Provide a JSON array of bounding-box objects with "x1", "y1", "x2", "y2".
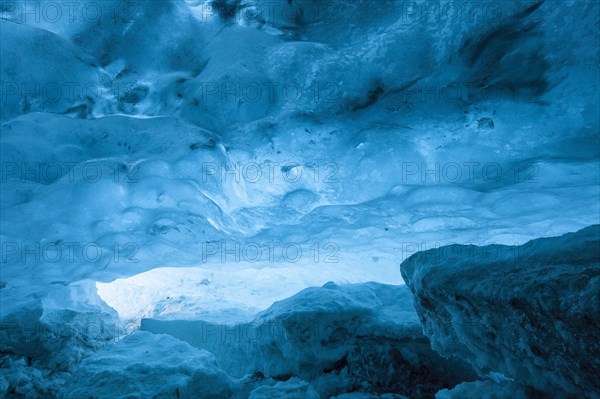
[
  {"x1": 142, "y1": 282, "x2": 476, "y2": 398},
  {"x1": 401, "y1": 225, "x2": 600, "y2": 398},
  {"x1": 0, "y1": 286, "x2": 120, "y2": 398},
  {"x1": 248, "y1": 377, "x2": 320, "y2": 399},
  {"x1": 0, "y1": 20, "x2": 106, "y2": 120},
  {"x1": 332, "y1": 395, "x2": 408, "y2": 399},
  {"x1": 1, "y1": 0, "x2": 599, "y2": 397},
  {"x1": 434, "y1": 379, "x2": 529, "y2": 399},
  {"x1": 60, "y1": 331, "x2": 235, "y2": 399},
  {"x1": 2, "y1": 0, "x2": 599, "y2": 309}
]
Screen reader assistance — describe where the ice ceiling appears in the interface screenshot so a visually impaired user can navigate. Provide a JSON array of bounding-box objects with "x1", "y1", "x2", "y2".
[{"x1": 1, "y1": 0, "x2": 599, "y2": 324}]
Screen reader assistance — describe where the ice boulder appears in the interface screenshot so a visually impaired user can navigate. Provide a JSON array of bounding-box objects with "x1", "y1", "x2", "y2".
[
  {"x1": 248, "y1": 377, "x2": 320, "y2": 399},
  {"x1": 434, "y1": 379, "x2": 529, "y2": 399},
  {"x1": 142, "y1": 282, "x2": 476, "y2": 398},
  {"x1": 60, "y1": 331, "x2": 235, "y2": 399},
  {"x1": 401, "y1": 224, "x2": 600, "y2": 398},
  {"x1": 0, "y1": 286, "x2": 121, "y2": 398},
  {"x1": 332, "y1": 394, "x2": 408, "y2": 399}
]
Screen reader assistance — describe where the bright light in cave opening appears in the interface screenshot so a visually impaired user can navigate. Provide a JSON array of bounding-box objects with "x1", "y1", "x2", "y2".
[{"x1": 96, "y1": 262, "x2": 405, "y2": 327}]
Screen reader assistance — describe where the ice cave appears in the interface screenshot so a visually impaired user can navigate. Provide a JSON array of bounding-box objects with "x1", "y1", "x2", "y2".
[{"x1": 0, "y1": 0, "x2": 599, "y2": 398}]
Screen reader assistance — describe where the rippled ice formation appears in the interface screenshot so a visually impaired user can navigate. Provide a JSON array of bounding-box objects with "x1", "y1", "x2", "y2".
[{"x1": 0, "y1": 0, "x2": 599, "y2": 397}]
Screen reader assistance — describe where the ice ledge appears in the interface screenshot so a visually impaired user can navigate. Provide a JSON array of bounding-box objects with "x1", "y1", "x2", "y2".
[{"x1": 401, "y1": 224, "x2": 600, "y2": 398}]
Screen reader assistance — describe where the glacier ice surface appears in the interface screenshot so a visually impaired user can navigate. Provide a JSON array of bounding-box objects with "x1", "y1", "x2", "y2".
[{"x1": 1, "y1": 0, "x2": 599, "y2": 397}]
